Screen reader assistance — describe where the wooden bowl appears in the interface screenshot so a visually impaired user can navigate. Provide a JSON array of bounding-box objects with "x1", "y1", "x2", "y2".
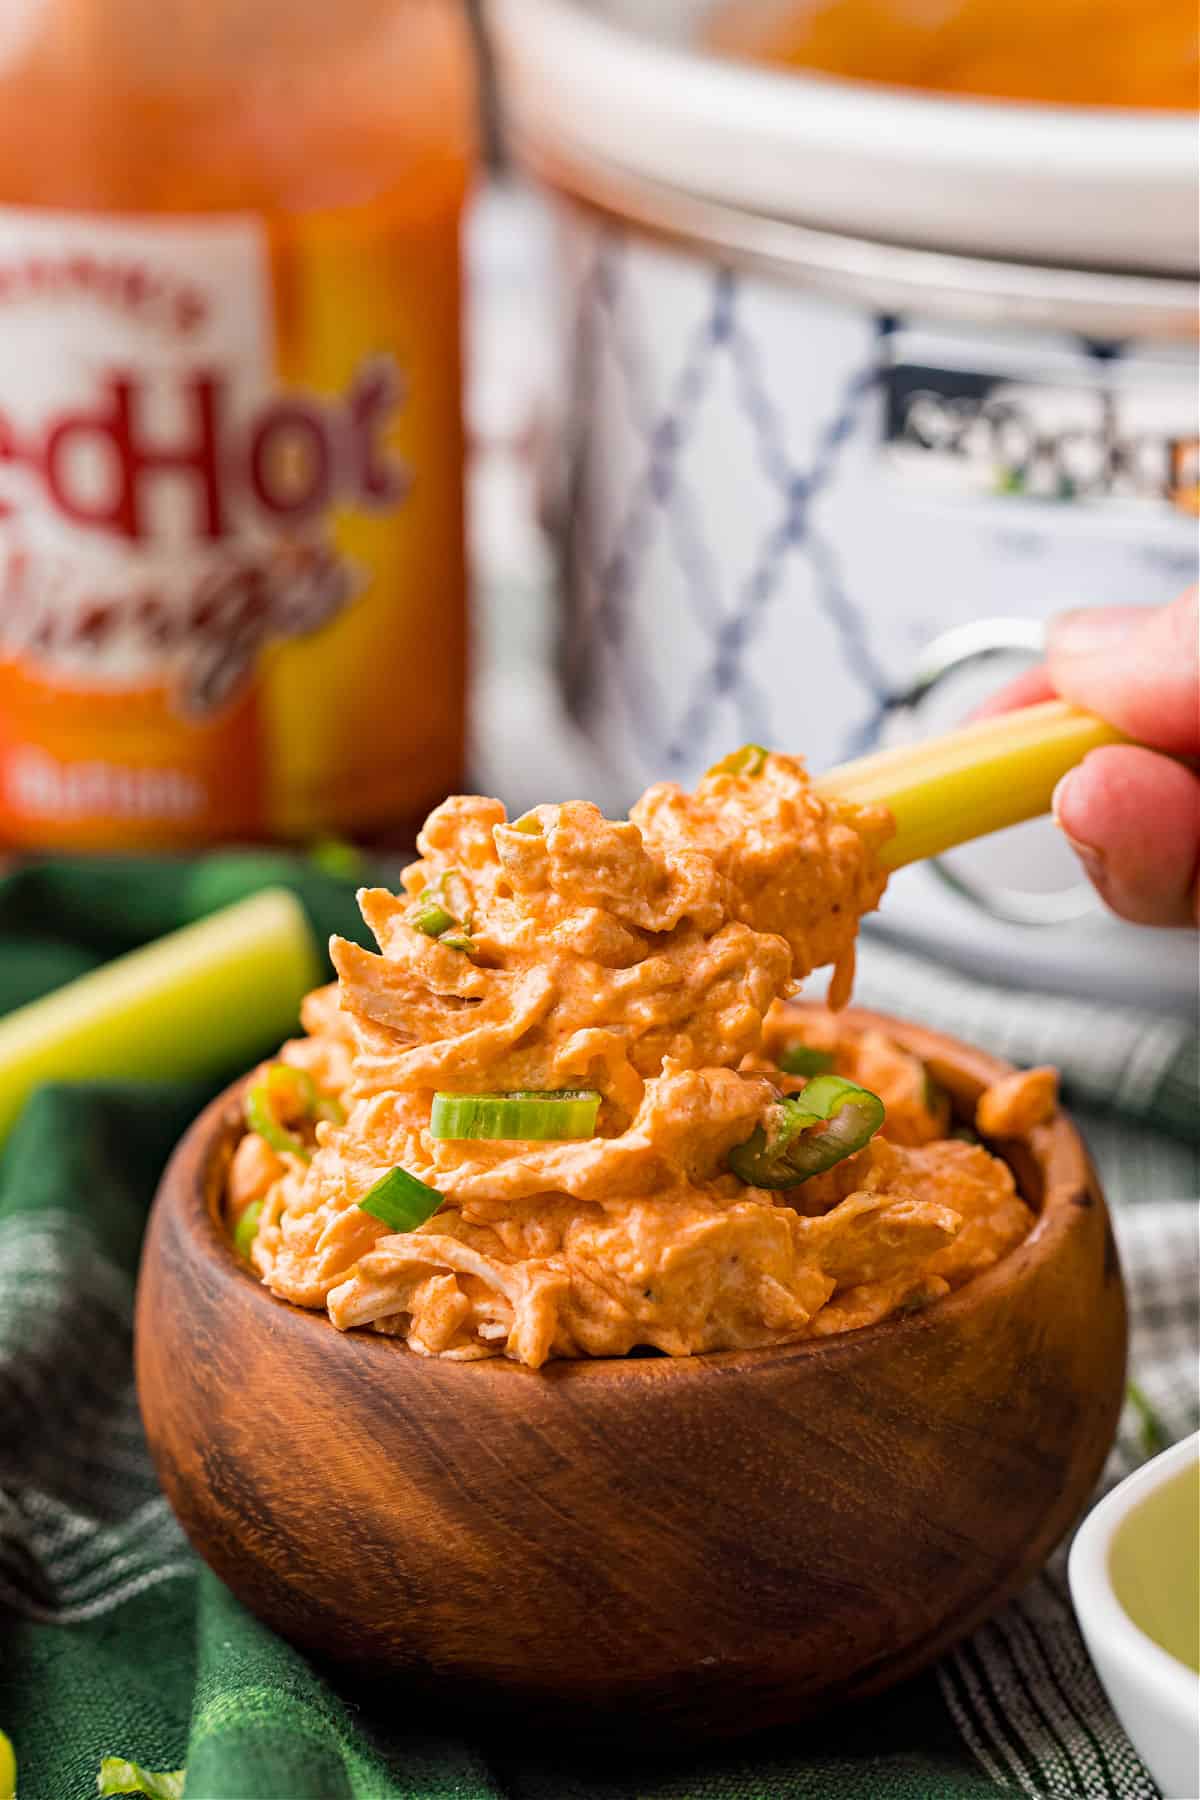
[{"x1": 135, "y1": 1009, "x2": 1127, "y2": 1744}]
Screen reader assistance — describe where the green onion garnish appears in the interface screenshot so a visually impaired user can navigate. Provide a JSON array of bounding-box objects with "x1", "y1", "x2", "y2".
[
  {"x1": 411, "y1": 898, "x2": 457, "y2": 938},
  {"x1": 245, "y1": 1063, "x2": 343, "y2": 1162},
  {"x1": 246, "y1": 1066, "x2": 312, "y2": 1160},
  {"x1": 408, "y1": 872, "x2": 475, "y2": 954},
  {"x1": 511, "y1": 813, "x2": 544, "y2": 835},
  {"x1": 307, "y1": 1076, "x2": 345, "y2": 1126},
  {"x1": 708, "y1": 743, "x2": 769, "y2": 778},
  {"x1": 430, "y1": 1090, "x2": 602, "y2": 1142},
  {"x1": 729, "y1": 1075, "x2": 884, "y2": 1189},
  {"x1": 778, "y1": 1044, "x2": 836, "y2": 1078},
  {"x1": 358, "y1": 1167, "x2": 443, "y2": 1233},
  {"x1": 437, "y1": 932, "x2": 476, "y2": 954},
  {"x1": 233, "y1": 1200, "x2": 264, "y2": 1262}
]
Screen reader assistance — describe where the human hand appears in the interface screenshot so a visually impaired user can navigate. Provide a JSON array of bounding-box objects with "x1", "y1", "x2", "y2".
[{"x1": 980, "y1": 590, "x2": 1199, "y2": 927}]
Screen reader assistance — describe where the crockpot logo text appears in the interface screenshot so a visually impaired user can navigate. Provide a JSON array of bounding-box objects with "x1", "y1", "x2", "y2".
[{"x1": 885, "y1": 362, "x2": 1198, "y2": 511}]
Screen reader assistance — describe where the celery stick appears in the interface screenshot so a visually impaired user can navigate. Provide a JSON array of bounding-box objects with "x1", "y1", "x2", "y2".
[
  {"x1": 0, "y1": 889, "x2": 322, "y2": 1147},
  {"x1": 815, "y1": 701, "x2": 1127, "y2": 869}
]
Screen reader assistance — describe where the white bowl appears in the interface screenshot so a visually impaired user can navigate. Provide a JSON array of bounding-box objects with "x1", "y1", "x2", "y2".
[{"x1": 1069, "y1": 1432, "x2": 1200, "y2": 1800}]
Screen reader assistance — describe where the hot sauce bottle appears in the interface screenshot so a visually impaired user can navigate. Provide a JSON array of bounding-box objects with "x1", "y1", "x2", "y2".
[{"x1": 0, "y1": 0, "x2": 475, "y2": 849}]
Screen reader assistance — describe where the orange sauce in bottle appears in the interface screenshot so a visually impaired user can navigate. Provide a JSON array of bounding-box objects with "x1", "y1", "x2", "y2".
[
  {"x1": 708, "y1": 0, "x2": 1199, "y2": 109},
  {"x1": 0, "y1": 0, "x2": 475, "y2": 850}
]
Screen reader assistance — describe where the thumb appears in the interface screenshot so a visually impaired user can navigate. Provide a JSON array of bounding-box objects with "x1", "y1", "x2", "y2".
[{"x1": 1046, "y1": 589, "x2": 1199, "y2": 756}]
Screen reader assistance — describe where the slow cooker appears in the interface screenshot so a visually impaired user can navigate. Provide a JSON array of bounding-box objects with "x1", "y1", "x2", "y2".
[{"x1": 483, "y1": 0, "x2": 1198, "y2": 1010}]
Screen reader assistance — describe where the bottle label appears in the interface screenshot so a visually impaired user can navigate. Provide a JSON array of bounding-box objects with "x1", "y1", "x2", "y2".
[{"x1": 0, "y1": 204, "x2": 465, "y2": 847}]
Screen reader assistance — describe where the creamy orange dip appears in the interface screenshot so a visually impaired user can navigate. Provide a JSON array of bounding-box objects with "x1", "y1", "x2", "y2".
[{"x1": 227, "y1": 753, "x2": 1040, "y2": 1365}]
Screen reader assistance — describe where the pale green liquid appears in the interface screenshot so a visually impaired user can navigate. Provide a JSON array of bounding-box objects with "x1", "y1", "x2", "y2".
[{"x1": 1109, "y1": 1462, "x2": 1200, "y2": 1674}]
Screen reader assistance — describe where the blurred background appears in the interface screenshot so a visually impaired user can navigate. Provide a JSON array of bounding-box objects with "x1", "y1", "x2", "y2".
[{"x1": 0, "y1": 0, "x2": 1195, "y2": 1007}]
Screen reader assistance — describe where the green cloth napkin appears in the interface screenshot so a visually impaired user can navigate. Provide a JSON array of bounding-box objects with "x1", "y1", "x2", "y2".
[{"x1": 0, "y1": 856, "x2": 1196, "y2": 1800}]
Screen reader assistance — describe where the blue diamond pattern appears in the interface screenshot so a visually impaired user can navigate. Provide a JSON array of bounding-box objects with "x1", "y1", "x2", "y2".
[
  {"x1": 561, "y1": 231, "x2": 896, "y2": 780},
  {"x1": 557, "y1": 222, "x2": 1195, "y2": 797}
]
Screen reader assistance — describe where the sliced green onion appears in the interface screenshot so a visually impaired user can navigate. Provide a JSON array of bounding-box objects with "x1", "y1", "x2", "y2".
[
  {"x1": 245, "y1": 1063, "x2": 343, "y2": 1161},
  {"x1": 411, "y1": 897, "x2": 456, "y2": 938},
  {"x1": 246, "y1": 1067, "x2": 310, "y2": 1160},
  {"x1": 729, "y1": 1075, "x2": 884, "y2": 1189},
  {"x1": 97, "y1": 1759, "x2": 186, "y2": 1800},
  {"x1": 358, "y1": 1167, "x2": 443, "y2": 1233},
  {"x1": 430, "y1": 1089, "x2": 601, "y2": 1142},
  {"x1": 409, "y1": 872, "x2": 475, "y2": 953},
  {"x1": 777, "y1": 1044, "x2": 836, "y2": 1078},
  {"x1": 233, "y1": 1200, "x2": 264, "y2": 1261},
  {"x1": 286, "y1": 1066, "x2": 344, "y2": 1125},
  {"x1": 708, "y1": 743, "x2": 769, "y2": 778}
]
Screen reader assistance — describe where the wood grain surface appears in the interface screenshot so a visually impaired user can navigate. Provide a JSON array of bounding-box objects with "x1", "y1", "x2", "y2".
[{"x1": 135, "y1": 1008, "x2": 1127, "y2": 1744}]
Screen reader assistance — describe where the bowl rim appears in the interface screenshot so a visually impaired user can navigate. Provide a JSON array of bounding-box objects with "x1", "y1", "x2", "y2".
[
  {"x1": 1068, "y1": 1430, "x2": 1200, "y2": 1724},
  {"x1": 178, "y1": 1004, "x2": 1105, "y2": 1383}
]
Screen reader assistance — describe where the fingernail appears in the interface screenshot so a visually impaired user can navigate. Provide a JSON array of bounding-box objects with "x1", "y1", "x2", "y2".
[
  {"x1": 1052, "y1": 771, "x2": 1106, "y2": 882},
  {"x1": 1049, "y1": 606, "x2": 1145, "y2": 658}
]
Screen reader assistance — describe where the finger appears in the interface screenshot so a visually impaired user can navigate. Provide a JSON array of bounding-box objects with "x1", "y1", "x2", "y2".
[
  {"x1": 1048, "y1": 590, "x2": 1200, "y2": 756},
  {"x1": 1053, "y1": 745, "x2": 1200, "y2": 927},
  {"x1": 971, "y1": 665, "x2": 1058, "y2": 721}
]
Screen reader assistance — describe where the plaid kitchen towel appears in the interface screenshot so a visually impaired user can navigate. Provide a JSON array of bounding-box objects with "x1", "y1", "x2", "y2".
[{"x1": 0, "y1": 856, "x2": 1196, "y2": 1800}]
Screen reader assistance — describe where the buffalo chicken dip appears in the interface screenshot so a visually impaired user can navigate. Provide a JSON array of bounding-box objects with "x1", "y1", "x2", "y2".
[{"x1": 226, "y1": 752, "x2": 1050, "y2": 1365}]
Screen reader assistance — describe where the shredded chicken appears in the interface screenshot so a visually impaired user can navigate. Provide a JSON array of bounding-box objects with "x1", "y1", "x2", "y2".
[
  {"x1": 226, "y1": 752, "x2": 1040, "y2": 1365},
  {"x1": 976, "y1": 1066, "x2": 1059, "y2": 1138}
]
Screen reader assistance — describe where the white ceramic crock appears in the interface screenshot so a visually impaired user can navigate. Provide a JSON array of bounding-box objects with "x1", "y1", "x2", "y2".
[
  {"x1": 491, "y1": 0, "x2": 1198, "y2": 276},
  {"x1": 485, "y1": 0, "x2": 1199, "y2": 1008},
  {"x1": 1069, "y1": 1433, "x2": 1200, "y2": 1800}
]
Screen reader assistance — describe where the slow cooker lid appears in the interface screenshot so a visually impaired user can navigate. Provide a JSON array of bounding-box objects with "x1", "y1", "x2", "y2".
[{"x1": 488, "y1": 0, "x2": 1199, "y2": 278}]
